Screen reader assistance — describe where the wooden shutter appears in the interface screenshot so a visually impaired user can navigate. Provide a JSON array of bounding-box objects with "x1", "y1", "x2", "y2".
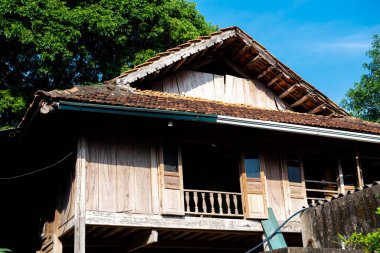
[
  {"x1": 282, "y1": 154, "x2": 307, "y2": 216},
  {"x1": 159, "y1": 143, "x2": 185, "y2": 215},
  {"x1": 240, "y1": 151, "x2": 268, "y2": 219}
]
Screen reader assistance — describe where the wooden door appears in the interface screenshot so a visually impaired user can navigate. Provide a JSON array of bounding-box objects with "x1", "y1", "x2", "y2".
[
  {"x1": 159, "y1": 142, "x2": 185, "y2": 215},
  {"x1": 240, "y1": 151, "x2": 268, "y2": 219},
  {"x1": 282, "y1": 154, "x2": 307, "y2": 217}
]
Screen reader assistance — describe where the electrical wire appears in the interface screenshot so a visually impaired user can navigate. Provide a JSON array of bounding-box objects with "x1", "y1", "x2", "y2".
[
  {"x1": 245, "y1": 206, "x2": 311, "y2": 253},
  {"x1": 0, "y1": 152, "x2": 74, "y2": 180}
]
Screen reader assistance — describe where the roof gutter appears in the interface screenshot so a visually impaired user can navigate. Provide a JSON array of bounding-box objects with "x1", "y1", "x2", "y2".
[
  {"x1": 57, "y1": 101, "x2": 218, "y2": 123},
  {"x1": 57, "y1": 101, "x2": 380, "y2": 144},
  {"x1": 217, "y1": 115, "x2": 380, "y2": 144}
]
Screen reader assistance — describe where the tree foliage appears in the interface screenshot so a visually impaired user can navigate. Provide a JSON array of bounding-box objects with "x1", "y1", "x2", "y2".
[
  {"x1": 0, "y1": 0, "x2": 217, "y2": 127},
  {"x1": 341, "y1": 35, "x2": 380, "y2": 122}
]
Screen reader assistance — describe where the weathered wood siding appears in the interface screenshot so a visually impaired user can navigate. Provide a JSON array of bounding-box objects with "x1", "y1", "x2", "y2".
[
  {"x1": 151, "y1": 70, "x2": 288, "y2": 110},
  {"x1": 86, "y1": 135, "x2": 155, "y2": 214},
  {"x1": 263, "y1": 151, "x2": 287, "y2": 221}
]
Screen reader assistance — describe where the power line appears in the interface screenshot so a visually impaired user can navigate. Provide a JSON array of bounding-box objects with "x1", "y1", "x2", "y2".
[{"x1": 0, "y1": 152, "x2": 74, "y2": 180}]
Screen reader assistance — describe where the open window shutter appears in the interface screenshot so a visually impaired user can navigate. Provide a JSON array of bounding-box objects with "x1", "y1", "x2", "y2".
[
  {"x1": 159, "y1": 143, "x2": 185, "y2": 215},
  {"x1": 282, "y1": 155, "x2": 307, "y2": 216},
  {"x1": 240, "y1": 151, "x2": 268, "y2": 219}
]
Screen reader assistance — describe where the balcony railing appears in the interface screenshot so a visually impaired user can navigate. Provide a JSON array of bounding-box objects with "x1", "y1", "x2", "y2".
[
  {"x1": 305, "y1": 179, "x2": 339, "y2": 204},
  {"x1": 184, "y1": 189, "x2": 244, "y2": 217}
]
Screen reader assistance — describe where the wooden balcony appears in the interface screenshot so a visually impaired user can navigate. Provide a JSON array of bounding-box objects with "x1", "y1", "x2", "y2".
[
  {"x1": 184, "y1": 189, "x2": 244, "y2": 218},
  {"x1": 305, "y1": 179, "x2": 339, "y2": 205}
]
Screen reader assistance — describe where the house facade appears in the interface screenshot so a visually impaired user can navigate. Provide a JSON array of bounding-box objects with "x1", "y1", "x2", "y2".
[{"x1": 1, "y1": 27, "x2": 379, "y2": 253}]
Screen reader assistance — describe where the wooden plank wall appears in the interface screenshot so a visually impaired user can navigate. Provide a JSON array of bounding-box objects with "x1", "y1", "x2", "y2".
[
  {"x1": 263, "y1": 151, "x2": 287, "y2": 221},
  {"x1": 151, "y1": 70, "x2": 288, "y2": 110},
  {"x1": 86, "y1": 135, "x2": 154, "y2": 214}
]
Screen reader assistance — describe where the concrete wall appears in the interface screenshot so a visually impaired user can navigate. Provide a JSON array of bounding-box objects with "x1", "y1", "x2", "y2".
[{"x1": 301, "y1": 184, "x2": 380, "y2": 248}]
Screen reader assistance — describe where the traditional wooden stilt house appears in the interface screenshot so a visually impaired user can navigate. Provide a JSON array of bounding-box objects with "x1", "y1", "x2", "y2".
[{"x1": 1, "y1": 26, "x2": 379, "y2": 253}]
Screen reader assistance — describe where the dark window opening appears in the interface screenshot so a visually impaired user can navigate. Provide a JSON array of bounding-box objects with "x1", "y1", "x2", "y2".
[
  {"x1": 361, "y1": 157, "x2": 380, "y2": 184},
  {"x1": 182, "y1": 143, "x2": 241, "y2": 192},
  {"x1": 341, "y1": 154, "x2": 357, "y2": 186},
  {"x1": 163, "y1": 142, "x2": 178, "y2": 173},
  {"x1": 244, "y1": 151, "x2": 261, "y2": 178},
  {"x1": 287, "y1": 156, "x2": 301, "y2": 183}
]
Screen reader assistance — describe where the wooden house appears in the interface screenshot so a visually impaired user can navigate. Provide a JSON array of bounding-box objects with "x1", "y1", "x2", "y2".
[{"x1": 0, "y1": 27, "x2": 379, "y2": 253}]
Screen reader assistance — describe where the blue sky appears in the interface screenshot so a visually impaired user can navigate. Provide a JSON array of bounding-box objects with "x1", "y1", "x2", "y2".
[{"x1": 192, "y1": 0, "x2": 380, "y2": 104}]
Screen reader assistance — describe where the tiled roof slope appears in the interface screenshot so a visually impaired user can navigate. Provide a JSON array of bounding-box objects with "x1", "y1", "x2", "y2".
[{"x1": 33, "y1": 85, "x2": 380, "y2": 135}]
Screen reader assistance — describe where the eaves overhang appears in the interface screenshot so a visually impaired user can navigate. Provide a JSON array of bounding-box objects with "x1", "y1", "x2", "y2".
[{"x1": 57, "y1": 100, "x2": 380, "y2": 144}]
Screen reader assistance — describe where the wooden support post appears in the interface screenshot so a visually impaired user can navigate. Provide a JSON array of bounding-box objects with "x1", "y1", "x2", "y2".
[
  {"x1": 356, "y1": 150, "x2": 364, "y2": 188},
  {"x1": 337, "y1": 157, "x2": 345, "y2": 194},
  {"x1": 74, "y1": 136, "x2": 87, "y2": 253}
]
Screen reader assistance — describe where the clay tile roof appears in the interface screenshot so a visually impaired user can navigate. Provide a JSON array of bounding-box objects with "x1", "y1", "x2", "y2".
[{"x1": 33, "y1": 85, "x2": 380, "y2": 135}]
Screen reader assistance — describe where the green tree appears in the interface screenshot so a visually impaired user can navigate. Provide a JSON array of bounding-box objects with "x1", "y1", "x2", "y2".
[
  {"x1": 341, "y1": 35, "x2": 380, "y2": 122},
  {"x1": 0, "y1": 0, "x2": 217, "y2": 128}
]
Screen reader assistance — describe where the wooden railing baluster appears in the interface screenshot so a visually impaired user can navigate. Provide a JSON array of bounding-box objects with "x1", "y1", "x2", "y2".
[
  {"x1": 193, "y1": 192, "x2": 199, "y2": 213},
  {"x1": 218, "y1": 193, "x2": 223, "y2": 214},
  {"x1": 201, "y1": 192, "x2": 207, "y2": 213},
  {"x1": 233, "y1": 194, "x2": 238, "y2": 214},
  {"x1": 226, "y1": 193, "x2": 231, "y2": 214},
  {"x1": 185, "y1": 191, "x2": 190, "y2": 212},
  {"x1": 210, "y1": 192, "x2": 215, "y2": 214}
]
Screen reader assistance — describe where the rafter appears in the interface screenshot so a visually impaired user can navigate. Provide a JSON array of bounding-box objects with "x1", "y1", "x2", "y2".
[
  {"x1": 279, "y1": 84, "x2": 301, "y2": 99},
  {"x1": 290, "y1": 93, "x2": 312, "y2": 108},
  {"x1": 245, "y1": 54, "x2": 261, "y2": 68},
  {"x1": 266, "y1": 74, "x2": 283, "y2": 87},
  {"x1": 256, "y1": 66, "x2": 274, "y2": 79},
  {"x1": 308, "y1": 104, "x2": 327, "y2": 114},
  {"x1": 231, "y1": 45, "x2": 252, "y2": 61}
]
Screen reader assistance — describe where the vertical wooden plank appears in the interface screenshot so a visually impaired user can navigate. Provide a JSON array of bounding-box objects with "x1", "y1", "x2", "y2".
[
  {"x1": 86, "y1": 139, "x2": 99, "y2": 211},
  {"x1": 150, "y1": 144, "x2": 160, "y2": 214},
  {"x1": 134, "y1": 141, "x2": 152, "y2": 213},
  {"x1": 151, "y1": 80, "x2": 163, "y2": 92},
  {"x1": 98, "y1": 137, "x2": 117, "y2": 212},
  {"x1": 74, "y1": 136, "x2": 87, "y2": 253},
  {"x1": 162, "y1": 73, "x2": 179, "y2": 94},
  {"x1": 213, "y1": 74, "x2": 225, "y2": 101},
  {"x1": 116, "y1": 139, "x2": 135, "y2": 213},
  {"x1": 264, "y1": 151, "x2": 287, "y2": 221},
  {"x1": 224, "y1": 75, "x2": 235, "y2": 103}
]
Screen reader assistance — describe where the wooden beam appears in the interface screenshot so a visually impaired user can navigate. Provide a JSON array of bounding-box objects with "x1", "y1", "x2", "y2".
[
  {"x1": 125, "y1": 230, "x2": 158, "y2": 252},
  {"x1": 85, "y1": 211, "x2": 301, "y2": 232},
  {"x1": 337, "y1": 157, "x2": 345, "y2": 194},
  {"x1": 246, "y1": 54, "x2": 261, "y2": 68},
  {"x1": 150, "y1": 240, "x2": 253, "y2": 251},
  {"x1": 307, "y1": 103, "x2": 326, "y2": 114},
  {"x1": 279, "y1": 84, "x2": 301, "y2": 99},
  {"x1": 266, "y1": 74, "x2": 283, "y2": 87},
  {"x1": 356, "y1": 150, "x2": 364, "y2": 188},
  {"x1": 231, "y1": 45, "x2": 252, "y2": 61},
  {"x1": 74, "y1": 136, "x2": 87, "y2": 253},
  {"x1": 256, "y1": 66, "x2": 274, "y2": 79},
  {"x1": 220, "y1": 58, "x2": 256, "y2": 80},
  {"x1": 290, "y1": 94, "x2": 311, "y2": 108}
]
